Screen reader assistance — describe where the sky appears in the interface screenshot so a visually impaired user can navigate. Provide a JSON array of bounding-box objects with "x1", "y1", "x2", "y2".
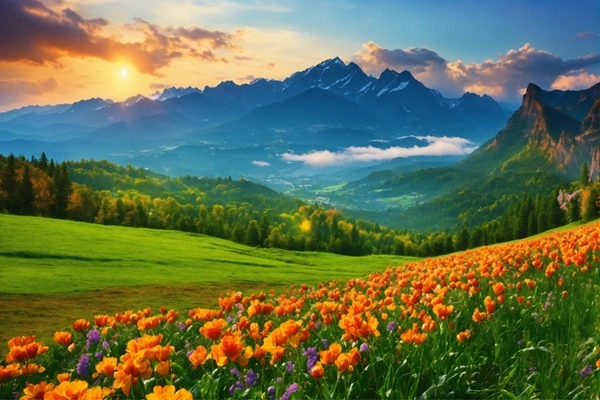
[{"x1": 0, "y1": 0, "x2": 599, "y2": 111}]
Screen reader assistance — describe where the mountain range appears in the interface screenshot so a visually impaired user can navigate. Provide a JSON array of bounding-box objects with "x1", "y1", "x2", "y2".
[
  {"x1": 0, "y1": 57, "x2": 597, "y2": 231},
  {"x1": 329, "y1": 81, "x2": 599, "y2": 230},
  {"x1": 0, "y1": 57, "x2": 511, "y2": 174}
]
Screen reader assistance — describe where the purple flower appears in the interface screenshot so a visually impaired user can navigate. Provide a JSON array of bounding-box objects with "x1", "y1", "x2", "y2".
[
  {"x1": 77, "y1": 354, "x2": 90, "y2": 377},
  {"x1": 286, "y1": 360, "x2": 294, "y2": 374},
  {"x1": 517, "y1": 339, "x2": 524, "y2": 346},
  {"x1": 230, "y1": 367, "x2": 242, "y2": 378},
  {"x1": 86, "y1": 329, "x2": 101, "y2": 349},
  {"x1": 95, "y1": 351, "x2": 104, "y2": 360},
  {"x1": 186, "y1": 349, "x2": 194, "y2": 358},
  {"x1": 101, "y1": 341, "x2": 110, "y2": 350},
  {"x1": 580, "y1": 365, "x2": 593, "y2": 378},
  {"x1": 267, "y1": 386, "x2": 276, "y2": 400},
  {"x1": 228, "y1": 381, "x2": 243, "y2": 396},
  {"x1": 387, "y1": 321, "x2": 397, "y2": 332},
  {"x1": 281, "y1": 383, "x2": 299, "y2": 400},
  {"x1": 359, "y1": 343, "x2": 369, "y2": 352},
  {"x1": 178, "y1": 322, "x2": 186, "y2": 331},
  {"x1": 245, "y1": 369, "x2": 258, "y2": 387},
  {"x1": 321, "y1": 338, "x2": 329, "y2": 349},
  {"x1": 529, "y1": 366, "x2": 536, "y2": 374},
  {"x1": 302, "y1": 347, "x2": 318, "y2": 370}
]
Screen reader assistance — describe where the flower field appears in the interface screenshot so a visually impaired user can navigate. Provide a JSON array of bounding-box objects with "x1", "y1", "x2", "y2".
[{"x1": 2, "y1": 222, "x2": 599, "y2": 399}]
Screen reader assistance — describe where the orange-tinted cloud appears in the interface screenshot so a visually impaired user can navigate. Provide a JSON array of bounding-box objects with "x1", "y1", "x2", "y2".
[
  {"x1": 355, "y1": 42, "x2": 600, "y2": 101},
  {"x1": 0, "y1": 77, "x2": 58, "y2": 106},
  {"x1": 0, "y1": 0, "x2": 239, "y2": 75},
  {"x1": 551, "y1": 72, "x2": 600, "y2": 90}
]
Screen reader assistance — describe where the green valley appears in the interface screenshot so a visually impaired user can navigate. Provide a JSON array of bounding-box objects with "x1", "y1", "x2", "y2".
[{"x1": 0, "y1": 214, "x2": 416, "y2": 344}]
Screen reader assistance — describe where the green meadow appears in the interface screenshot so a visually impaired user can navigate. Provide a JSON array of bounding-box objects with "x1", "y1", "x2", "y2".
[{"x1": 0, "y1": 214, "x2": 416, "y2": 344}]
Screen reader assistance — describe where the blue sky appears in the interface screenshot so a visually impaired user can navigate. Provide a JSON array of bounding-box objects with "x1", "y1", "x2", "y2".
[{"x1": 0, "y1": 0, "x2": 598, "y2": 109}]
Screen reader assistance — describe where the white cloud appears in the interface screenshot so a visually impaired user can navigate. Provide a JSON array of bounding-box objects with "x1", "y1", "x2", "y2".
[
  {"x1": 281, "y1": 136, "x2": 478, "y2": 167},
  {"x1": 252, "y1": 160, "x2": 271, "y2": 167}
]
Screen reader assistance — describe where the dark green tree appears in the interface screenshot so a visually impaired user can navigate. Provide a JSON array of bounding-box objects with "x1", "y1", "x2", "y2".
[
  {"x1": 38, "y1": 152, "x2": 48, "y2": 172},
  {"x1": 580, "y1": 163, "x2": 590, "y2": 187},
  {"x1": 582, "y1": 188, "x2": 598, "y2": 222},
  {"x1": 0, "y1": 154, "x2": 18, "y2": 213},
  {"x1": 19, "y1": 164, "x2": 35, "y2": 215},
  {"x1": 245, "y1": 220, "x2": 261, "y2": 247}
]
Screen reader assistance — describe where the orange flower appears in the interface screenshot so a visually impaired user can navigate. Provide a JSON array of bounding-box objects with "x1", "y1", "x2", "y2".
[
  {"x1": 21, "y1": 363, "x2": 45, "y2": 375},
  {"x1": 94, "y1": 357, "x2": 117, "y2": 378},
  {"x1": 137, "y1": 316, "x2": 160, "y2": 331},
  {"x1": 310, "y1": 362, "x2": 325, "y2": 379},
  {"x1": 44, "y1": 380, "x2": 88, "y2": 400},
  {"x1": 456, "y1": 329, "x2": 471, "y2": 343},
  {"x1": 126, "y1": 334, "x2": 163, "y2": 356},
  {"x1": 72, "y1": 319, "x2": 90, "y2": 332},
  {"x1": 524, "y1": 279, "x2": 536, "y2": 289},
  {"x1": 147, "y1": 345, "x2": 174, "y2": 362},
  {"x1": 146, "y1": 385, "x2": 193, "y2": 400},
  {"x1": 8, "y1": 336, "x2": 36, "y2": 348},
  {"x1": 113, "y1": 354, "x2": 153, "y2": 396},
  {"x1": 472, "y1": 308, "x2": 487, "y2": 323},
  {"x1": 400, "y1": 328, "x2": 427, "y2": 345},
  {"x1": 6, "y1": 341, "x2": 48, "y2": 363},
  {"x1": 53, "y1": 331, "x2": 73, "y2": 346},
  {"x1": 189, "y1": 308, "x2": 222, "y2": 322},
  {"x1": 155, "y1": 361, "x2": 170, "y2": 377},
  {"x1": 484, "y1": 296, "x2": 496, "y2": 314},
  {"x1": 21, "y1": 381, "x2": 55, "y2": 400},
  {"x1": 596, "y1": 358, "x2": 600, "y2": 369},
  {"x1": 93, "y1": 315, "x2": 116, "y2": 328},
  {"x1": 335, "y1": 348, "x2": 361, "y2": 372},
  {"x1": 492, "y1": 282, "x2": 505, "y2": 296},
  {"x1": 432, "y1": 304, "x2": 454, "y2": 320},
  {"x1": 200, "y1": 319, "x2": 228, "y2": 341},
  {"x1": 57, "y1": 373, "x2": 71, "y2": 382},
  {"x1": 0, "y1": 363, "x2": 22, "y2": 381},
  {"x1": 319, "y1": 343, "x2": 342, "y2": 365},
  {"x1": 210, "y1": 333, "x2": 252, "y2": 367},
  {"x1": 188, "y1": 346, "x2": 208, "y2": 369}
]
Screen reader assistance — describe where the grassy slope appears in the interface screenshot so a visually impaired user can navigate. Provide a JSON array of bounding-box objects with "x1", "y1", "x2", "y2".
[{"x1": 0, "y1": 214, "x2": 416, "y2": 344}]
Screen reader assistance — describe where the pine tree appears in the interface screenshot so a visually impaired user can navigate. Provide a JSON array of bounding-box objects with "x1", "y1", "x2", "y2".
[
  {"x1": 52, "y1": 162, "x2": 72, "y2": 219},
  {"x1": 567, "y1": 195, "x2": 581, "y2": 223},
  {"x1": 38, "y1": 152, "x2": 48, "y2": 172},
  {"x1": 580, "y1": 163, "x2": 590, "y2": 187},
  {"x1": 19, "y1": 164, "x2": 35, "y2": 215},
  {"x1": 0, "y1": 154, "x2": 18, "y2": 213},
  {"x1": 582, "y1": 187, "x2": 598, "y2": 222},
  {"x1": 547, "y1": 189, "x2": 565, "y2": 228}
]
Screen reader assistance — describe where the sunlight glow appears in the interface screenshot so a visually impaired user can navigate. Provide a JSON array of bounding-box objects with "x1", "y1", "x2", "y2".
[
  {"x1": 300, "y1": 220, "x2": 312, "y2": 232},
  {"x1": 121, "y1": 68, "x2": 128, "y2": 78}
]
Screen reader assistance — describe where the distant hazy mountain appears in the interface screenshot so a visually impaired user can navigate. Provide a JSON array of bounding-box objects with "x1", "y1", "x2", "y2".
[
  {"x1": 148, "y1": 86, "x2": 202, "y2": 101},
  {"x1": 0, "y1": 56, "x2": 520, "y2": 182}
]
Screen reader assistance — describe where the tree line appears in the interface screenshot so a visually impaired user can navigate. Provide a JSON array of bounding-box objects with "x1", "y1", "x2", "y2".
[{"x1": 0, "y1": 153, "x2": 598, "y2": 258}]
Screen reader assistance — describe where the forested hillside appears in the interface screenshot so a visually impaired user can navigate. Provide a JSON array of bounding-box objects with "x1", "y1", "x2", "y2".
[{"x1": 0, "y1": 153, "x2": 598, "y2": 257}]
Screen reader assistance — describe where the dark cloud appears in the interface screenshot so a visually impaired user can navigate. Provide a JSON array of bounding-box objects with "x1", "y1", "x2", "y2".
[
  {"x1": 0, "y1": 0, "x2": 239, "y2": 75},
  {"x1": 0, "y1": 77, "x2": 57, "y2": 106},
  {"x1": 356, "y1": 41, "x2": 446, "y2": 74},
  {"x1": 355, "y1": 41, "x2": 600, "y2": 101},
  {"x1": 167, "y1": 26, "x2": 235, "y2": 49}
]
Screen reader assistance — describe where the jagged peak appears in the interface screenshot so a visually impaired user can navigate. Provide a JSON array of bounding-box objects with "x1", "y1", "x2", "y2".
[{"x1": 317, "y1": 56, "x2": 346, "y2": 68}]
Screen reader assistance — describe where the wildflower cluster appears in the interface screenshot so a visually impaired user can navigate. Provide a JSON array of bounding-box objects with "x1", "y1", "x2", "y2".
[{"x1": 1, "y1": 222, "x2": 599, "y2": 399}]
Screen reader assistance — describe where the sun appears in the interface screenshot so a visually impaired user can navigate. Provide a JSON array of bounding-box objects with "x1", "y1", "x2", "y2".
[{"x1": 121, "y1": 68, "x2": 128, "y2": 78}]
